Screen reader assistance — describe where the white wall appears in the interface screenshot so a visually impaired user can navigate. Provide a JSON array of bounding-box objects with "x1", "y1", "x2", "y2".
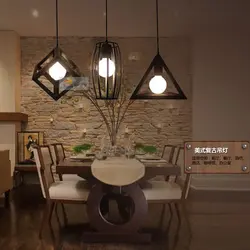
[
  {"x1": 191, "y1": 33, "x2": 250, "y2": 190},
  {"x1": 0, "y1": 31, "x2": 21, "y2": 176},
  {"x1": 0, "y1": 31, "x2": 20, "y2": 112},
  {"x1": 0, "y1": 124, "x2": 16, "y2": 176}
]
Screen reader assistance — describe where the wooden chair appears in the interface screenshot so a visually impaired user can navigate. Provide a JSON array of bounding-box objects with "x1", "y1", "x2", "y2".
[
  {"x1": 0, "y1": 150, "x2": 12, "y2": 207},
  {"x1": 161, "y1": 144, "x2": 176, "y2": 163},
  {"x1": 33, "y1": 145, "x2": 89, "y2": 238},
  {"x1": 148, "y1": 144, "x2": 176, "y2": 182},
  {"x1": 162, "y1": 145, "x2": 180, "y2": 181},
  {"x1": 174, "y1": 146, "x2": 191, "y2": 199},
  {"x1": 51, "y1": 143, "x2": 83, "y2": 181},
  {"x1": 142, "y1": 166, "x2": 192, "y2": 247}
]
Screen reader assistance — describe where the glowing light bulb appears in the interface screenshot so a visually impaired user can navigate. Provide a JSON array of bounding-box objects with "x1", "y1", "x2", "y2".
[
  {"x1": 98, "y1": 58, "x2": 115, "y2": 77},
  {"x1": 149, "y1": 75, "x2": 167, "y2": 94},
  {"x1": 48, "y1": 62, "x2": 67, "y2": 81}
]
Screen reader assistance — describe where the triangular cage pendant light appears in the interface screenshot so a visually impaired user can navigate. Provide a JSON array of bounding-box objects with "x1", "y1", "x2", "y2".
[
  {"x1": 91, "y1": 0, "x2": 122, "y2": 100},
  {"x1": 32, "y1": 0, "x2": 82, "y2": 101},
  {"x1": 130, "y1": 0, "x2": 187, "y2": 100}
]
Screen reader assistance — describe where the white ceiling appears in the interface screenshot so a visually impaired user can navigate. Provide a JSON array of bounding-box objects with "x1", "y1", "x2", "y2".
[{"x1": 0, "y1": 0, "x2": 249, "y2": 37}]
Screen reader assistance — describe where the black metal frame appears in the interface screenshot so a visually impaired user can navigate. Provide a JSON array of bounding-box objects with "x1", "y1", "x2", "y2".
[
  {"x1": 130, "y1": 0, "x2": 187, "y2": 100},
  {"x1": 32, "y1": 47, "x2": 82, "y2": 101},
  {"x1": 32, "y1": 0, "x2": 82, "y2": 101},
  {"x1": 91, "y1": 41, "x2": 122, "y2": 100},
  {"x1": 91, "y1": 0, "x2": 122, "y2": 100},
  {"x1": 130, "y1": 54, "x2": 187, "y2": 100}
]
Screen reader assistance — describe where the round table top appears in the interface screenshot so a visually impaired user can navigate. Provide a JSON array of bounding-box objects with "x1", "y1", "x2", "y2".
[{"x1": 91, "y1": 157, "x2": 145, "y2": 186}]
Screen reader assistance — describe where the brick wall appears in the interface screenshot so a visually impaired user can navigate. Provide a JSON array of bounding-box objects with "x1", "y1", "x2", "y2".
[{"x1": 21, "y1": 37, "x2": 192, "y2": 154}]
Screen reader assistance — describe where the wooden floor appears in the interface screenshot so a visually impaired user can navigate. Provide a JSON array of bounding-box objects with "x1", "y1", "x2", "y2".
[{"x1": 0, "y1": 184, "x2": 250, "y2": 250}]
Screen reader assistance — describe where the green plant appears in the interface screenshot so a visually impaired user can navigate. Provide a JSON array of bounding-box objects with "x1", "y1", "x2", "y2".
[
  {"x1": 72, "y1": 144, "x2": 92, "y2": 154},
  {"x1": 142, "y1": 145, "x2": 157, "y2": 154}
]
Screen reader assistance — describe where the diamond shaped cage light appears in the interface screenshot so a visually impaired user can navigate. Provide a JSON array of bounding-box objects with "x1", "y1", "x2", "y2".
[
  {"x1": 32, "y1": 47, "x2": 82, "y2": 101},
  {"x1": 32, "y1": 0, "x2": 83, "y2": 101}
]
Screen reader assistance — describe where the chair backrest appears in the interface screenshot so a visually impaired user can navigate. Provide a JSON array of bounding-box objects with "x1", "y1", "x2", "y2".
[
  {"x1": 33, "y1": 145, "x2": 54, "y2": 199},
  {"x1": 175, "y1": 147, "x2": 184, "y2": 165},
  {"x1": 174, "y1": 146, "x2": 184, "y2": 179},
  {"x1": 172, "y1": 147, "x2": 180, "y2": 165},
  {"x1": 161, "y1": 145, "x2": 176, "y2": 163},
  {"x1": 51, "y1": 143, "x2": 65, "y2": 165},
  {"x1": 174, "y1": 146, "x2": 192, "y2": 199},
  {"x1": 0, "y1": 150, "x2": 12, "y2": 194}
]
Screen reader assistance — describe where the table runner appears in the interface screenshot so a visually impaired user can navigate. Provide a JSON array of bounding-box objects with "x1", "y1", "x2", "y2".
[{"x1": 91, "y1": 157, "x2": 145, "y2": 186}]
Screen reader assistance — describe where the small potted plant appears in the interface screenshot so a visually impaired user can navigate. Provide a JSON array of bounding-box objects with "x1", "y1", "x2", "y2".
[
  {"x1": 142, "y1": 145, "x2": 157, "y2": 156},
  {"x1": 72, "y1": 143, "x2": 92, "y2": 156}
]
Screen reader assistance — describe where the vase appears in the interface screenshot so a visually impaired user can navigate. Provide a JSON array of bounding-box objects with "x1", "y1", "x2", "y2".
[{"x1": 107, "y1": 145, "x2": 118, "y2": 157}]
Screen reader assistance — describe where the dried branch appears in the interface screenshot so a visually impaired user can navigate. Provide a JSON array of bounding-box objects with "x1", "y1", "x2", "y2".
[
  {"x1": 79, "y1": 91, "x2": 112, "y2": 137},
  {"x1": 93, "y1": 122, "x2": 104, "y2": 129},
  {"x1": 116, "y1": 100, "x2": 135, "y2": 133},
  {"x1": 67, "y1": 77, "x2": 135, "y2": 145}
]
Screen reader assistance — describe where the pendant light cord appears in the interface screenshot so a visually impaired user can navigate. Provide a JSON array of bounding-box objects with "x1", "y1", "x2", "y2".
[
  {"x1": 105, "y1": 0, "x2": 108, "y2": 41},
  {"x1": 56, "y1": 0, "x2": 59, "y2": 47},
  {"x1": 156, "y1": 0, "x2": 159, "y2": 54}
]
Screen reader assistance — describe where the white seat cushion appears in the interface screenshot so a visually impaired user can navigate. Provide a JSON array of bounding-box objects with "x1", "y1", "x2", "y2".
[
  {"x1": 142, "y1": 181, "x2": 182, "y2": 201},
  {"x1": 49, "y1": 181, "x2": 89, "y2": 201},
  {"x1": 62, "y1": 174, "x2": 85, "y2": 181}
]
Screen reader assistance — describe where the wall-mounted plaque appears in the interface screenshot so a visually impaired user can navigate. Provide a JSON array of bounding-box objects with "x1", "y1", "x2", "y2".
[
  {"x1": 17, "y1": 131, "x2": 44, "y2": 164},
  {"x1": 184, "y1": 141, "x2": 250, "y2": 174}
]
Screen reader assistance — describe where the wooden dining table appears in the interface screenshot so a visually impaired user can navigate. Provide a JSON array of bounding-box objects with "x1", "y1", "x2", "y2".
[{"x1": 56, "y1": 156, "x2": 180, "y2": 243}]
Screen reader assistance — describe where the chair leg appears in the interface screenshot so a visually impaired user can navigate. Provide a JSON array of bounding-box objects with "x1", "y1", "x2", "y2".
[
  {"x1": 48, "y1": 202, "x2": 56, "y2": 241},
  {"x1": 185, "y1": 177, "x2": 191, "y2": 199},
  {"x1": 174, "y1": 202, "x2": 192, "y2": 249},
  {"x1": 48, "y1": 202, "x2": 55, "y2": 226},
  {"x1": 4, "y1": 190, "x2": 10, "y2": 208},
  {"x1": 61, "y1": 203, "x2": 68, "y2": 226},
  {"x1": 39, "y1": 202, "x2": 53, "y2": 239},
  {"x1": 54, "y1": 203, "x2": 61, "y2": 228},
  {"x1": 158, "y1": 204, "x2": 166, "y2": 230},
  {"x1": 181, "y1": 201, "x2": 192, "y2": 236},
  {"x1": 165, "y1": 203, "x2": 173, "y2": 234},
  {"x1": 173, "y1": 203, "x2": 182, "y2": 249}
]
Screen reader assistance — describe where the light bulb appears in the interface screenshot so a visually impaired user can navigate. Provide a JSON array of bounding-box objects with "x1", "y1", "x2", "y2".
[
  {"x1": 98, "y1": 58, "x2": 115, "y2": 77},
  {"x1": 48, "y1": 62, "x2": 67, "y2": 81},
  {"x1": 149, "y1": 75, "x2": 167, "y2": 94}
]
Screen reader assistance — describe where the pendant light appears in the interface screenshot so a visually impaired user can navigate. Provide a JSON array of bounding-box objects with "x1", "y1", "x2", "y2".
[
  {"x1": 130, "y1": 0, "x2": 187, "y2": 100},
  {"x1": 91, "y1": 0, "x2": 122, "y2": 100},
  {"x1": 32, "y1": 0, "x2": 82, "y2": 101}
]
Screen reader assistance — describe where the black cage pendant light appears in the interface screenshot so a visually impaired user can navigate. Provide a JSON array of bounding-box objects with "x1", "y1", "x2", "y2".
[
  {"x1": 32, "y1": 0, "x2": 82, "y2": 101},
  {"x1": 91, "y1": 0, "x2": 122, "y2": 100},
  {"x1": 130, "y1": 0, "x2": 187, "y2": 100}
]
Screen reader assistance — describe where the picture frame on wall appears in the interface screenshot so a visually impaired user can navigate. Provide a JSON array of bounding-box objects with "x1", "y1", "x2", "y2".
[{"x1": 17, "y1": 131, "x2": 44, "y2": 164}]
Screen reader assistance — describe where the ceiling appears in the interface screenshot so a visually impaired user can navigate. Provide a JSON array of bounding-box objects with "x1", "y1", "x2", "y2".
[{"x1": 0, "y1": 0, "x2": 249, "y2": 37}]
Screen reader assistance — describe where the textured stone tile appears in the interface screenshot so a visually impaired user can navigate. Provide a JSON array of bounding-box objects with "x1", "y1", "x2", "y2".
[{"x1": 20, "y1": 37, "x2": 192, "y2": 152}]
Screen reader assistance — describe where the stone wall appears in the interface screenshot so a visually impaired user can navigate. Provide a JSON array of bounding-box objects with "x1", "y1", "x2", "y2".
[{"x1": 21, "y1": 37, "x2": 192, "y2": 155}]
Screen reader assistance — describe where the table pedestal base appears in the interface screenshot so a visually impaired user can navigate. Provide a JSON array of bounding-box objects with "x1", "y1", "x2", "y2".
[
  {"x1": 86, "y1": 183, "x2": 150, "y2": 243},
  {"x1": 82, "y1": 232, "x2": 151, "y2": 244}
]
